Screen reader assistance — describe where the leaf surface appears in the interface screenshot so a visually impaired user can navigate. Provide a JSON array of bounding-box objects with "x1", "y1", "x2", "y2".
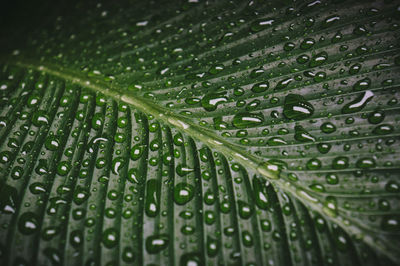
[{"x1": 0, "y1": 0, "x2": 399, "y2": 265}]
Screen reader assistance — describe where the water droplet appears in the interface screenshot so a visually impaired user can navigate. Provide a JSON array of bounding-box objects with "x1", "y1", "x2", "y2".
[
  {"x1": 317, "y1": 143, "x2": 331, "y2": 154},
  {"x1": 145, "y1": 234, "x2": 169, "y2": 254},
  {"x1": 251, "y1": 82, "x2": 269, "y2": 93},
  {"x1": 249, "y1": 68, "x2": 265, "y2": 79},
  {"x1": 145, "y1": 179, "x2": 160, "y2": 217},
  {"x1": 42, "y1": 226, "x2": 60, "y2": 240},
  {"x1": 294, "y1": 125, "x2": 315, "y2": 142},
  {"x1": 385, "y1": 181, "x2": 399, "y2": 193},
  {"x1": 220, "y1": 199, "x2": 231, "y2": 213},
  {"x1": 368, "y1": 110, "x2": 385, "y2": 124},
  {"x1": 356, "y1": 158, "x2": 376, "y2": 169},
  {"x1": 283, "y1": 94, "x2": 314, "y2": 120},
  {"x1": 112, "y1": 157, "x2": 126, "y2": 174},
  {"x1": 29, "y1": 182, "x2": 47, "y2": 194},
  {"x1": 275, "y1": 77, "x2": 293, "y2": 90},
  {"x1": 70, "y1": 230, "x2": 83, "y2": 247},
  {"x1": 322, "y1": 15, "x2": 340, "y2": 28},
  {"x1": 232, "y1": 112, "x2": 264, "y2": 128},
  {"x1": 45, "y1": 136, "x2": 60, "y2": 151},
  {"x1": 208, "y1": 64, "x2": 224, "y2": 75},
  {"x1": 43, "y1": 248, "x2": 61, "y2": 264},
  {"x1": 242, "y1": 231, "x2": 253, "y2": 247},
  {"x1": 250, "y1": 18, "x2": 275, "y2": 32},
  {"x1": 32, "y1": 110, "x2": 49, "y2": 127},
  {"x1": 102, "y1": 228, "x2": 119, "y2": 248},
  {"x1": 261, "y1": 219, "x2": 271, "y2": 232},
  {"x1": 353, "y1": 78, "x2": 371, "y2": 91},
  {"x1": 174, "y1": 183, "x2": 194, "y2": 205},
  {"x1": 309, "y1": 183, "x2": 325, "y2": 193},
  {"x1": 130, "y1": 144, "x2": 145, "y2": 160},
  {"x1": 320, "y1": 122, "x2": 336, "y2": 134},
  {"x1": 267, "y1": 137, "x2": 287, "y2": 146},
  {"x1": 91, "y1": 113, "x2": 104, "y2": 130},
  {"x1": 201, "y1": 92, "x2": 228, "y2": 111},
  {"x1": 372, "y1": 124, "x2": 393, "y2": 135},
  {"x1": 57, "y1": 161, "x2": 71, "y2": 176},
  {"x1": 127, "y1": 168, "x2": 140, "y2": 183},
  {"x1": 253, "y1": 178, "x2": 269, "y2": 209},
  {"x1": 300, "y1": 38, "x2": 315, "y2": 50},
  {"x1": 309, "y1": 52, "x2": 328, "y2": 67},
  {"x1": 122, "y1": 247, "x2": 135, "y2": 262},
  {"x1": 238, "y1": 200, "x2": 253, "y2": 219},
  {"x1": 306, "y1": 158, "x2": 322, "y2": 170},
  {"x1": 326, "y1": 174, "x2": 339, "y2": 185},
  {"x1": 206, "y1": 236, "x2": 218, "y2": 257},
  {"x1": 323, "y1": 196, "x2": 338, "y2": 217},
  {"x1": 341, "y1": 90, "x2": 374, "y2": 114},
  {"x1": 332, "y1": 156, "x2": 349, "y2": 170},
  {"x1": 18, "y1": 212, "x2": 39, "y2": 234},
  {"x1": 381, "y1": 216, "x2": 400, "y2": 232},
  {"x1": 0, "y1": 184, "x2": 18, "y2": 214},
  {"x1": 179, "y1": 210, "x2": 193, "y2": 220},
  {"x1": 181, "y1": 225, "x2": 195, "y2": 235},
  {"x1": 73, "y1": 187, "x2": 90, "y2": 205},
  {"x1": 349, "y1": 63, "x2": 362, "y2": 75}
]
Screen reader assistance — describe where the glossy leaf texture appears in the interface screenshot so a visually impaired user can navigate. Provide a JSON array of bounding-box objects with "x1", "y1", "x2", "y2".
[{"x1": 0, "y1": 0, "x2": 400, "y2": 265}]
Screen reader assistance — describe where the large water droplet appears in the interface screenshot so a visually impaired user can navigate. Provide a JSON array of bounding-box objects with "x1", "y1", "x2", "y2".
[
  {"x1": 283, "y1": 94, "x2": 314, "y2": 120},
  {"x1": 102, "y1": 228, "x2": 119, "y2": 248},
  {"x1": 0, "y1": 184, "x2": 18, "y2": 214},
  {"x1": 174, "y1": 183, "x2": 194, "y2": 205},
  {"x1": 146, "y1": 234, "x2": 169, "y2": 254},
  {"x1": 341, "y1": 90, "x2": 374, "y2": 114},
  {"x1": 201, "y1": 92, "x2": 228, "y2": 111},
  {"x1": 232, "y1": 112, "x2": 264, "y2": 128},
  {"x1": 238, "y1": 200, "x2": 253, "y2": 219},
  {"x1": 18, "y1": 212, "x2": 39, "y2": 234},
  {"x1": 145, "y1": 179, "x2": 160, "y2": 217}
]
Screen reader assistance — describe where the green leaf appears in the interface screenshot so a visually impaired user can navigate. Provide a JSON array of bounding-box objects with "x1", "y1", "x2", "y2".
[{"x1": 1, "y1": 0, "x2": 400, "y2": 265}]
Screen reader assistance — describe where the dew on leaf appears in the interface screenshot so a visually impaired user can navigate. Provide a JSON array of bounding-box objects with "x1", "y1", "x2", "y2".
[
  {"x1": 102, "y1": 228, "x2": 119, "y2": 248},
  {"x1": 232, "y1": 112, "x2": 264, "y2": 128},
  {"x1": 238, "y1": 200, "x2": 253, "y2": 219},
  {"x1": 251, "y1": 82, "x2": 269, "y2": 93},
  {"x1": 18, "y1": 212, "x2": 39, "y2": 235},
  {"x1": 0, "y1": 184, "x2": 18, "y2": 214},
  {"x1": 294, "y1": 125, "x2": 315, "y2": 142},
  {"x1": 174, "y1": 183, "x2": 194, "y2": 205},
  {"x1": 145, "y1": 234, "x2": 169, "y2": 254},
  {"x1": 130, "y1": 144, "x2": 145, "y2": 160},
  {"x1": 341, "y1": 90, "x2": 374, "y2": 114},
  {"x1": 31, "y1": 110, "x2": 49, "y2": 127},
  {"x1": 206, "y1": 237, "x2": 218, "y2": 257},
  {"x1": 201, "y1": 92, "x2": 228, "y2": 112},
  {"x1": 353, "y1": 78, "x2": 371, "y2": 91},
  {"x1": 250, "y1": 18, "x2": 275, "y2": 32},
  {"x1": 368, "y1": 110, "x2": 385, "y2": 124},
  {"x1": 145, "y1": 179, "x2": 160, "y2": 217},
  {"x1": 356, "y1": 158, "x2": 376, "y2": 169},
  {"x1": 242, "y1": 231, "x2": 254, "y2": 247},
  {"x1": 372, "y1": 124, "x2": 393, "y2": 135},
  {"x1": 283, "y1": 94, "x2": 314, "y2": 120},
  {"x1": 309, "y1": 52, "x2": 328, "y2": 67},
  {"x1": 275, "y1": 77, "x2": 293, "y2": 90},
  {"x1": 332, "y1": 156, "x2": 349, "y2": 170},
  {"x1": 306, "y1": 158, "x2": 322, "y2": 170},
  {"x1": 320, "y1": 122, "x2": 336, "y2": 134}
]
